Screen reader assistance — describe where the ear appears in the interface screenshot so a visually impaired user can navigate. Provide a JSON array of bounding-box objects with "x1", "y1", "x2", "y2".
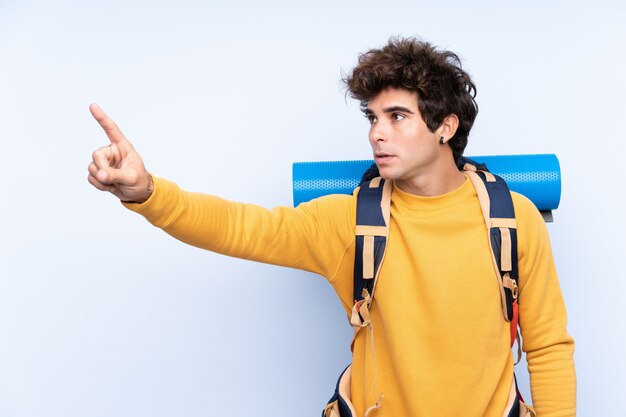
[{"x1": 438, "y1": 114, "x2": 459, "y2": 143}]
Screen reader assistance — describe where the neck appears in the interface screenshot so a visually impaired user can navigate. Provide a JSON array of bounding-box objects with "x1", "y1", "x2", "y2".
[{"x1": 395, "y1": 160, "x2": 466, "y2": 197}]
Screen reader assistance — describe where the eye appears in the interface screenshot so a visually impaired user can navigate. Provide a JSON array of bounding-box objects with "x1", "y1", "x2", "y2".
[
  {"x1": 392, "y1": 112, "x2": 405, "y2": 122},
  {"x1": 364, "y1": 114, "x2": 377, "y2": 125}
]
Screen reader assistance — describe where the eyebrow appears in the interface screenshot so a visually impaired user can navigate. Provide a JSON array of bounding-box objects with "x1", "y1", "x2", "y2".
[{"x1": 363, "y1": 105, "x2": 416, "y2": 116}]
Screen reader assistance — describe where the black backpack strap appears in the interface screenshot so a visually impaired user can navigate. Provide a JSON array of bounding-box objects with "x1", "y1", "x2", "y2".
[
  {"x1": 350, "y1": 177, "x2": 392, "y2": 348},
  {"x1": 345, "y1": 177, "x2": 391, "y2": 414},
  {"x1": 463, "y1": 161, "x2": 520, "y2": 351},
  {"x1": 457, "y1": 155, "x2": 488, "y2": 172},
  {"x1": 354, "y1": 177, "x2": 390, "y2": 300}
]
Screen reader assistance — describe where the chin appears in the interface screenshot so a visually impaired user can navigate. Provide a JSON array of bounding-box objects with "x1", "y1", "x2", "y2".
[{"x1": 377, "y1": 169, "x2": 399, "y2": 180}]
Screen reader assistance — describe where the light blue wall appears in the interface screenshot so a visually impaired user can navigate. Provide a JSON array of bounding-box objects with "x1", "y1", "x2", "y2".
[{"x1": 1, "y1": 0, "x2": 624, "y2": 415}]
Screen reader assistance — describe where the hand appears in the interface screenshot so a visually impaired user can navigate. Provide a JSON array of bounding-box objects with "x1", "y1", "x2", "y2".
[{"x1": 87, "y1": 104, "x2": 153, "y2": 203}]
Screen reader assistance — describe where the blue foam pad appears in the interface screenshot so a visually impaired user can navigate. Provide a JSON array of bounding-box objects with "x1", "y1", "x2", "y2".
[{"x1": 292, "y1": 154, "x2": 561, "y2": 211}]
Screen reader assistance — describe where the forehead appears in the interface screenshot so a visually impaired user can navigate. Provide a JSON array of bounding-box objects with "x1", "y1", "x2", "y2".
[{"x1": 367, "y1": 87, "x2": 419, "y2": 111}]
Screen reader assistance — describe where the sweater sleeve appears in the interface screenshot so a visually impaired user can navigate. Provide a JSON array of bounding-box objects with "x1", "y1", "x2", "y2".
[
  {"x1": 514, "y1": 193, "x2": 576, "y2": 416},
  {"x1": 121, "y1": 176, "x2": 356, "y2": 278}
]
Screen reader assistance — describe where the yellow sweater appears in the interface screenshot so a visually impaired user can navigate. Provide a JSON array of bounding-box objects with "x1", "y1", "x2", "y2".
[{"x1": 124, "y1": 176, "x2": 576, "y2": 417}]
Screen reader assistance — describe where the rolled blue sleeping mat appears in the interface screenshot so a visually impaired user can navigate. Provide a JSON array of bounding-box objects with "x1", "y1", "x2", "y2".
[{"x1": 292, "y1": 154, "x2": 561, "y2": 212}]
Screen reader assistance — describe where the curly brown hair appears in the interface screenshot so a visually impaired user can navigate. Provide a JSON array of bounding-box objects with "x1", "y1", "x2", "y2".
[{"x1": 344, "y1": 37, "x2": 478, "y2": 164}]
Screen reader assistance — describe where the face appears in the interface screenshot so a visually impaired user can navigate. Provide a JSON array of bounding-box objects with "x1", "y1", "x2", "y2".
[{"x1": 365, "y1": 87, "x2": 444, "y2": 190}]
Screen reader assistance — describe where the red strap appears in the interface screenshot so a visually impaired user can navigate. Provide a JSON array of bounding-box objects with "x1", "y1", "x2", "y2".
[{"x1": 509, "y1": 300, "x2": 519, "y2": 347}]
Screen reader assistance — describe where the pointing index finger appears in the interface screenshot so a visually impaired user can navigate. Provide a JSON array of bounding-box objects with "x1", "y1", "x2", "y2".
[{"x1": 89, "y1": 103, "x2": 129, "y2": 145}]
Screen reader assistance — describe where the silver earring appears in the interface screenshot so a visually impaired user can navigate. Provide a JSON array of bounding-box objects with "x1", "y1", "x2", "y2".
[{"x1": 439, "y1": 136, "x2": 445, "y2": 144}]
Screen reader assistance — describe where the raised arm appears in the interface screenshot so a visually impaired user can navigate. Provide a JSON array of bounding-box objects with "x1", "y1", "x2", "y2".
[{"x1": 86, "y1": 104, "x2": 356, "y2": 279}]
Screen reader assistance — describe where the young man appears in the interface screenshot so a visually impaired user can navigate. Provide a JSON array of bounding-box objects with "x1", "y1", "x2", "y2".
[{"x1": 87, "y1": 38, "x2": 576, "y2": 416}]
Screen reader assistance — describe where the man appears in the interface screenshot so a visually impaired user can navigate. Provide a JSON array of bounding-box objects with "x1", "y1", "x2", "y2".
[{"x1": 87, "y1": 38, "x2": 576, "y2": 416}]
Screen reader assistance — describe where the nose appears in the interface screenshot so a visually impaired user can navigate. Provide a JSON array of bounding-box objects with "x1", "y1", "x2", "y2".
[{"x1": 369, "y1": 120, "x2": 389, "y2": 144}]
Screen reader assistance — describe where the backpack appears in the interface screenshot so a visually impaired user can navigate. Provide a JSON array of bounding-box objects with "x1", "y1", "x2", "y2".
[{"x1": 323, "y1": 157, "x2": 535, "y2": 417}]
